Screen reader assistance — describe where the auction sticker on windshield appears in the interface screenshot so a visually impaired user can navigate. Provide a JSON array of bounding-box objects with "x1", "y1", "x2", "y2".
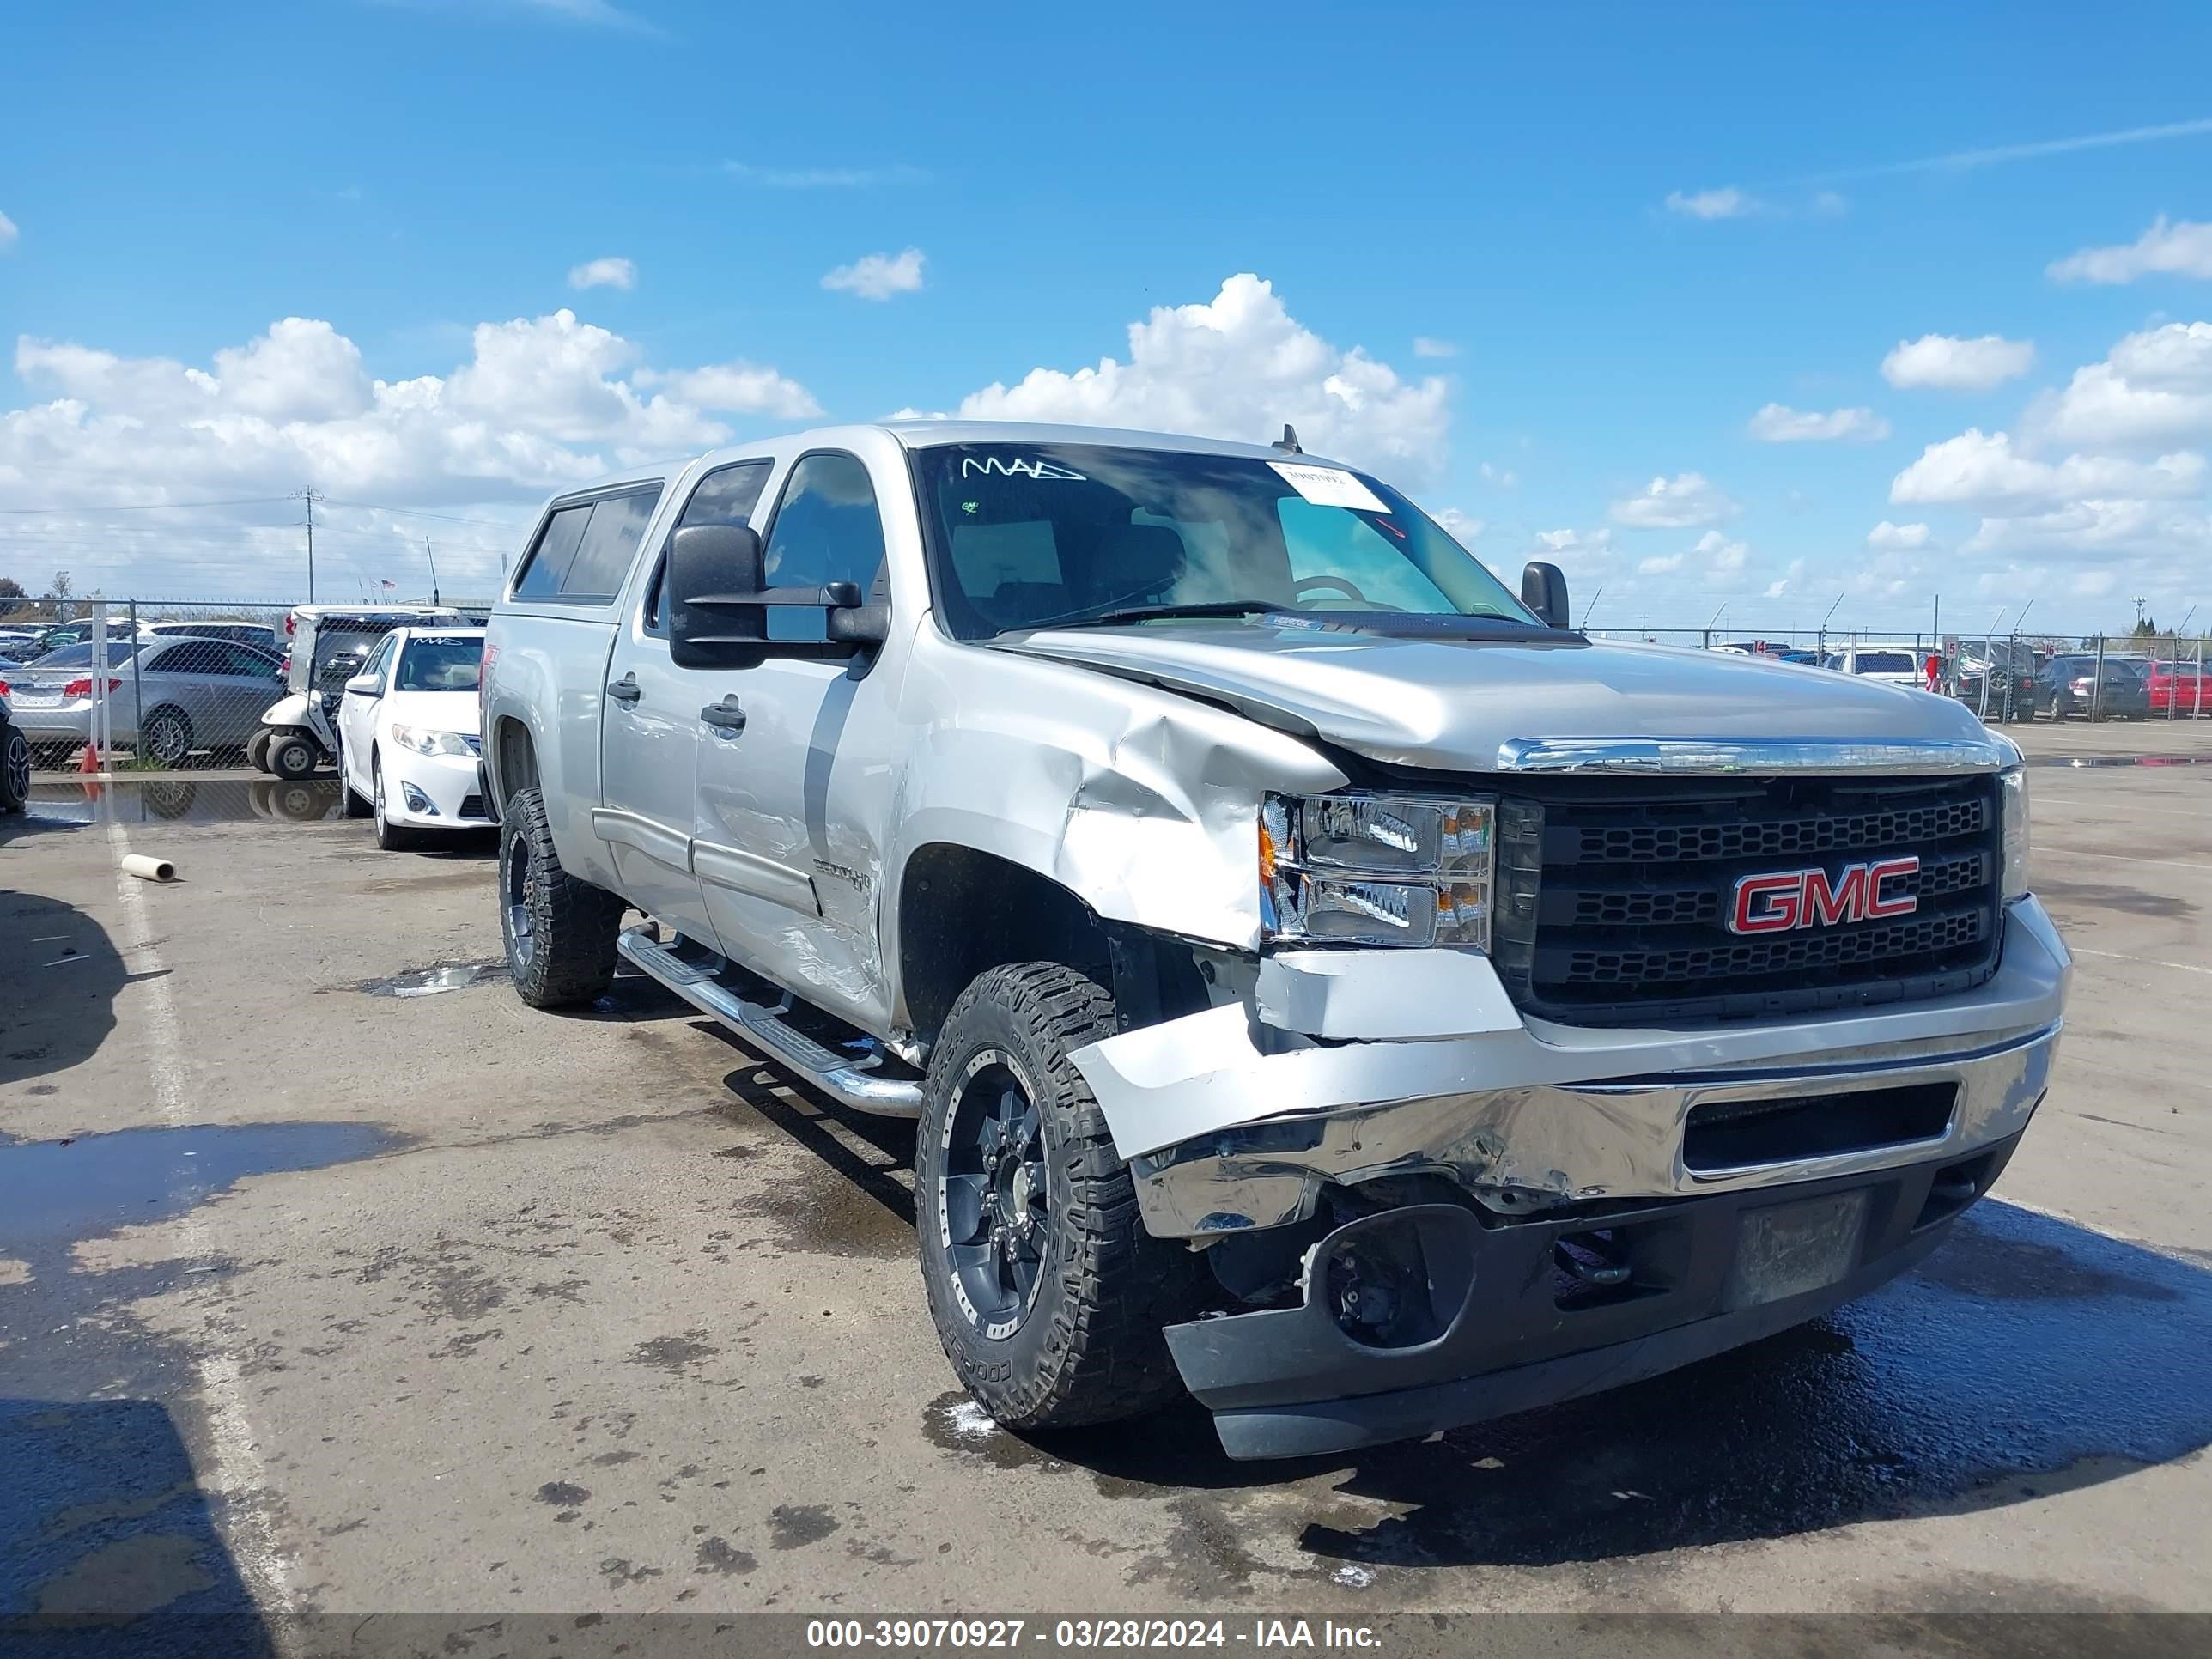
[{"x1": 1268, "y1": 460, "x2": 1389, "y2": 514}]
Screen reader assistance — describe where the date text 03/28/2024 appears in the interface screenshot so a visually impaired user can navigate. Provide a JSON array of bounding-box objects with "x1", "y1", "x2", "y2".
[{"x1": 803, "y1": 1620, "x2": 1382, "y2": 1650}]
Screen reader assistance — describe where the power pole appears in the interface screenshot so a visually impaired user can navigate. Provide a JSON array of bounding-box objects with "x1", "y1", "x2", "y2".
[
  {"x1": 424, "y1": 536, "x2": 441, "y2": 606},
  {"x1": 289, "y1": 488, "x2": 323, "y2": 603}
]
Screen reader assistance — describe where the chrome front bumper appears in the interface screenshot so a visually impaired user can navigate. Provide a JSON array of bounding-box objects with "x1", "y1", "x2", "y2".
[{"x1": 1075, "y1": 897, "x2": 2069, "y2": 1240}]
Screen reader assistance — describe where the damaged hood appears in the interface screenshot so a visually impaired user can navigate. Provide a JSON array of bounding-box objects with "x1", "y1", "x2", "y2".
[{"x1": 1007, "y1": 622, "x2": 1984, "y2": 772}]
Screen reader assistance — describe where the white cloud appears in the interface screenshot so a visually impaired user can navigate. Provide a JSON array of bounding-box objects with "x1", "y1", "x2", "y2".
[
  {"x1": 632, "y1": 361, "x2": 822, "y2": 420},
  {"x1": 0, "y1": 210, "x2": 16, "y2": 252},
  {"x1": 1875, "y1": 333, "x2": 2026, "y2": 393},
  {"x1": 1960, "y1": 497, "x2": 2212, "y2": 561},
  {"x1": 1764, "y1": 559, "x2": 1807, "y2": 599},
  {"x1": 1881, "y1": 333, "x2": 2035, "y2": 391},
  {"x1": 1692, "y1": 529, "x2": 1748, "y2": 577},
  {"x1": 1433, "y1": 507, "x2": 1483, "y2": 540},
  {"x1": 922, "y1": 273, "x2": 1453, "y2": 484},
  {"x1": 1534, "y1": 527, "x2": 1607, "y2": 553},
  {"x1": 1802, "y1": 118, "x2": 2212, "y2": 183},
  {"x1": 822, "y1": 247, "x2": 926, "y2": 301},
  {"x1": 2048, "y1": 216, "x2": 2212, "y2": 284},
  {"x1": 1479, "y1": 460, "x2": 1518, "y2": 487},
  {"x1": 1665, "y1": 187, "x2": 1759, "y2": 221},
  {"x1": 1865, "y1": 520, "x2": 1931, "y2": 550},
  {"x1": 1638, "y1": 553, "x2": 1683, "y2": 574},
  {"x1": 1609, "y1": 471, "x2": 1739, "y2": 528},
  {"x1": 724, "y1": 161, "x2": 928, "y2": 189},
  {"x1": 2027, "y1": 321, "x2": 2212, "y2": 450},
  {"x1": 1, "y1": 308, "x2": 820, "y2": 596},
  {"x1": 1810, "y1": 191, "x2": 1849, "y2": 218},
  {"x1": 1889, "y1": 428, "x2": 2204, "y2": 510},
  {"x1": 1747, "y1": 403, "x2": 1891, "y2": 442},
  {"x1": 1412, "y1": 337, "x2": 1458, "y2": 359},
  {"x1": 567, "y1": 256, "x2": 636, "y2": 292}
]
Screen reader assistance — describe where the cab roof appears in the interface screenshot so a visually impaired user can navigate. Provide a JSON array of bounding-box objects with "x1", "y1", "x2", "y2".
[{"x1": 555, "y1": 420, "x2": 1362, "y2": 500}]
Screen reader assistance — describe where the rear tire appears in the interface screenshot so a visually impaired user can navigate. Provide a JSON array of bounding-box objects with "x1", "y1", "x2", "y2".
[
  {"x1": 498, "y1": 785, "x2": 624, "y2": 1007},
  {"x1": 267, "y1": 728, "x2": 319, "y2": 781},
  {"x1": 915, "y1": 962, "x2": 1204, "y2": 1431},
  {"x1": 142, "y1": 705, "x2": 194, "y2": 769},
  {"x1": 0, "y1": 721, "x2": 28, "y2": 812}
]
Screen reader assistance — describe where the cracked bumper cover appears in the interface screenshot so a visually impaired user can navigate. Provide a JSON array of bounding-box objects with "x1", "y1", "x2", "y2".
[
  {"x1": 1066, "y1": 897, "x2": 2067, "y2": 1461},
  {"x1": 1071, "y1": 896, "x2": 2067, "y2": 1236}
]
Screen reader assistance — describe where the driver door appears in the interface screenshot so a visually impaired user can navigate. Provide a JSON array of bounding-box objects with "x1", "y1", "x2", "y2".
[
  {"x1": 339, "y1": 634, "x2": 396, "y2": 793},
  {"x1": 689, "y1": 450, "x2": 900, "y2": 1031}
]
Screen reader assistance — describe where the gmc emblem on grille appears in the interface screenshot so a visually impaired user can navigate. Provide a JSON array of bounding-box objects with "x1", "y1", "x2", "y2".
[{"x1": 1728, "y1": 857, "x2": 1920, "y2": 935}]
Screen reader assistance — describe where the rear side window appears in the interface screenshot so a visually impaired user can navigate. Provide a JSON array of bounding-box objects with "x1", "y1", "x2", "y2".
[
  {"x1": 759, "y1": 453, "x2": 887, "y2": 643},
  {"x1": 512, "y1": 486, "x2": 664, "y2": 604}
]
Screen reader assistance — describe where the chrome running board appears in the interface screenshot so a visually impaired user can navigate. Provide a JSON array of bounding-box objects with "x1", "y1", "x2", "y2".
[{"x1": 617, "y1": 927, "x2": 924, "y2": 1118}]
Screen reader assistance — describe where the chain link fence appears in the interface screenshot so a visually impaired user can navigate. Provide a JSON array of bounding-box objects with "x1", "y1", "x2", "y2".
[
  {"x1": 6, "y1": 597, "x2": 2206, "y2": 778},
  {"x1": 0, "y1": 596, "x2": 491, "y2": 774},
  {"x1": 1584, "y1": 625, "x2": 2211, "y2": 727}
]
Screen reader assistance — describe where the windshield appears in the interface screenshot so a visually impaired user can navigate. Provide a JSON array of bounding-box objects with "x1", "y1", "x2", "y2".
[
  {"x1": 395, "y1": 636, "x2": 483, "y2": 692},
  {"x1": 33, "y1": 641, "x2": 148, "y2": 669},
  {"x1": 912, "y1": 442, "x2": 1536, "y2": 640}
]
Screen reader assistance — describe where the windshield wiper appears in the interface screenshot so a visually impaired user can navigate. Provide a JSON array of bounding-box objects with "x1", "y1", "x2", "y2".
[{"x1": 1021, "y1": 599, "x2": 1285, "y2": 632}]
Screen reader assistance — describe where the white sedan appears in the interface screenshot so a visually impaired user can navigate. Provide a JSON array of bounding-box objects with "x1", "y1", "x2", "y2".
[{"x1": 337, "y1": 627, "x2": 492, "y2": 849}]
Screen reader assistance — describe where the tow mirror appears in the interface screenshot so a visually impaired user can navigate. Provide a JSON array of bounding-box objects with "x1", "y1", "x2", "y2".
[
  {"x1": 1522, "y1": 561, "x2": 1571, "y2": 629},
  {"x1": 668, "y1": 523, "x2": 890, "y2": 669}
]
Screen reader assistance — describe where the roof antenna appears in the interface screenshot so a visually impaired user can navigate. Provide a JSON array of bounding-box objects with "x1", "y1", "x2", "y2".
[{"x1": 1271, "y1": 423, "x2": 1303, "y2": 455}]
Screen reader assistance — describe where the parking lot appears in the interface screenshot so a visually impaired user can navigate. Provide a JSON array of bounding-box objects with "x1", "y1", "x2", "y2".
[{"x1": 3, "y1": 730, "x2": 2209, "y2": 1643}]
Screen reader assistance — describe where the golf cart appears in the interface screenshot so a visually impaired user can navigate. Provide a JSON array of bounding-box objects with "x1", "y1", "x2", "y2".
[{"x1": 252, "y1": 605, "x2": 462, "y2": 780}]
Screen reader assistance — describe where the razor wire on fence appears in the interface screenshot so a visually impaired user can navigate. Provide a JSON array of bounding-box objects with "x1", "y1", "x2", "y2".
[{"x1": 0, "y1": 595, "x2": 493, "y2": 775}]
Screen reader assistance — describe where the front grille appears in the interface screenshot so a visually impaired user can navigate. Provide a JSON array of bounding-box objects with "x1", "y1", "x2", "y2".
[{"x1": 1491, "y1": 774, "x2": 2004, "y2": 1024}]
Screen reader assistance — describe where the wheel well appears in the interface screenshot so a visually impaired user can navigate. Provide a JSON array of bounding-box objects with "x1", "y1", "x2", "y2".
[
  {"x1": 898, "y1": 847, "x2": 1108, "y2": 1041},
  {"x1": 896, "y1": 845, "x2": 1210, "y2": 1046},
  {"x1": 494, "y1": 717, "x2": 538, "y2": 808}
]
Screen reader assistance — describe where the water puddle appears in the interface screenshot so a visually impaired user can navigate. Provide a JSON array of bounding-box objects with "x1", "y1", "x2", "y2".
[
  {"x1": 27, "y1": 779, "x2": 349, "y2": 825},
  {"x1": 0, "y1": 1121, "x2": 404, "y2": 1261},
  {"x1": 343, "y1": 959, "x2": 510, "y2": 998}
]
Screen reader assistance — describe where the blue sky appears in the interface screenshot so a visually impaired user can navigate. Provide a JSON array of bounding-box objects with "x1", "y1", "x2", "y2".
[{"x1": 3, "y1": 0, "x2": 2209, "y2": 632}]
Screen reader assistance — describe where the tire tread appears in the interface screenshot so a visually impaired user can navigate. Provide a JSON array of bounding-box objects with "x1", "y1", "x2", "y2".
[{"x1": 919, "y1": 961, "x2": 1204, "y2": 1430}]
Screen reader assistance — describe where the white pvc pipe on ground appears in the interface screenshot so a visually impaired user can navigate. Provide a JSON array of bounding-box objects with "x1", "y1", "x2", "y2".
[{"x1": 120, "y1": 853, "x2": 176, "y2": 883}]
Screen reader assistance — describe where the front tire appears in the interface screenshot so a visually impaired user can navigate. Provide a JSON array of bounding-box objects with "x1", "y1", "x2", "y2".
[
  {"x1": 498, "y1": 786, "x2": 624, "y2": 1008},
  {"x1": 246, "y1": 728, "x2": 274, "y2": 773},
  {"x1": 267, "y1": 728, "x2": 320, "y2": 781},
  {"x1": 915, "y1": 962, "x2": 1203, "y2": 1431},
  {"x1": 371, "y1": 755, "x2": 422, "y2": 851}
]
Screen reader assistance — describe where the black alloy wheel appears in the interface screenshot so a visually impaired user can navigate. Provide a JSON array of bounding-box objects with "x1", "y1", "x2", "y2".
[{"x1": 939, "y1": 1051, "x2": 1051, "y2": 1337}]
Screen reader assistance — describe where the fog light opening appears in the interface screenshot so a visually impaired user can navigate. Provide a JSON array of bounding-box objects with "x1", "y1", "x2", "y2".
[
  {"x1": 1322, "y1": 1219, "x2": 1454, "y2": 1350},
  {"x1": 401, "y1": 782, "x2": 434, "y2": 814}
]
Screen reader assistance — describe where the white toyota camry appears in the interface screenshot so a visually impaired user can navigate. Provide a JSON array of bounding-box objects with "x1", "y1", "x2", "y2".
[{"x1": 337, "y1": 626, "x2": 491, "y2": 849}]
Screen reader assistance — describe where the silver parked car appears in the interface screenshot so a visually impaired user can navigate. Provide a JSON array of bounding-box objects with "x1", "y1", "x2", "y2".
[{"x1": 8, "y1": 636, "x2": 285, "y2": 764}]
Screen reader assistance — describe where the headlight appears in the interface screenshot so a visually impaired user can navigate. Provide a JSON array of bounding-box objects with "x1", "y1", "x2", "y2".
[
  {"x1": 1261, "y1": 793, "x2": 1495, "y2": 950},
  {"x1": 389, "y1": 723, "x2": 474, "y2": 757},
  {"x1": 1998, "y1": 767, "x2": 2030, "y2": 902}
]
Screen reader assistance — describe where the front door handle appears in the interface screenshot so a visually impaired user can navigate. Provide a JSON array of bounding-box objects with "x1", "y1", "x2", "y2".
[
  {"x1": 607, "y1": 672, "x2": 642, "y2": 705},
  {"x1": 699, "y1": 696, "x2": 747, "y2": 736}
]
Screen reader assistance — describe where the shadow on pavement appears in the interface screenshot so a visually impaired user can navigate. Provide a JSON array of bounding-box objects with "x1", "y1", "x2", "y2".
[
  {"x1": 0, "y1": 1397, "x2": 276, "y2": 1658},
  {"x1": 0, "y1": 892, "x2": 125, "y2": 1091},
  {"x1": 951, "y1": 1200, "x2": 2212, "y2": 1569}
]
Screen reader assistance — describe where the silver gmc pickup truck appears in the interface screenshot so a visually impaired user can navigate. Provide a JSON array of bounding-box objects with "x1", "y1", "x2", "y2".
[{"x1": 478, "y1": 420, "x2": 2068, "y2": 1459}]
